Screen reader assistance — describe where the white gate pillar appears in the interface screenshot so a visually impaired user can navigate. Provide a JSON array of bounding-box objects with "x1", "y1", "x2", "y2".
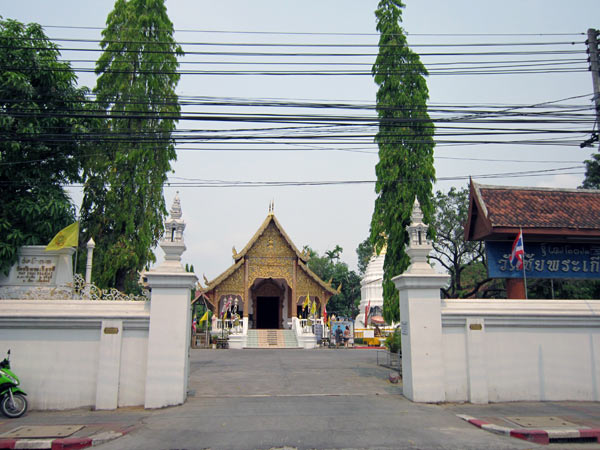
[
  {"x1": 144, "y1": 193, "x2": 197, "y2": 408},
  {"x1": 392, "y1": 201, "x2": 449, "y2": 403}
]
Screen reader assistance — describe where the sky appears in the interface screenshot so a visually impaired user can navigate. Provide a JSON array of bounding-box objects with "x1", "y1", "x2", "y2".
[{"x1": 3, "y1": 0, "x2": 600, "y2": 280}]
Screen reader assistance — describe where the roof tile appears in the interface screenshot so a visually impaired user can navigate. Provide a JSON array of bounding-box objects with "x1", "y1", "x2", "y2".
[{"x1": 479, "y1": 186, "x2": 600, "y2": 230}]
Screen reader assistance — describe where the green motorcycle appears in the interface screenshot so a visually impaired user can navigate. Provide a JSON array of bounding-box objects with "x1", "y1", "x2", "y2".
[{"x1": 0, "y1": 350, "x2": 28, "y2": 418}]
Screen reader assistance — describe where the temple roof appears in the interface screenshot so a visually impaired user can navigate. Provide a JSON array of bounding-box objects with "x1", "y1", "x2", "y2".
[
  {"x1": 297, "y1": 260, "x2": 339, "y2": 295},
  {"x1": 464, "y1": 180, "x2": 600, "y2": 242},
  {"x1": 198, "y1": 212, "x2": 337, "y2": 296},
  {"x1": 201, "y1": 259, "x2": 245, "y2": 293}
]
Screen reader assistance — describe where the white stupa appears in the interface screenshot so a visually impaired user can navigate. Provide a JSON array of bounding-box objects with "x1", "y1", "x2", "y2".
[{"x1": 356, "y1": 244, "x2": 386, "y2": 328}]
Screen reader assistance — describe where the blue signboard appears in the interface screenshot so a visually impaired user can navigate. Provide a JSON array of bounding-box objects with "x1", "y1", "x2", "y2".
[{"x1": 486, "y1": 241, "x2": 600, "y2": 279}]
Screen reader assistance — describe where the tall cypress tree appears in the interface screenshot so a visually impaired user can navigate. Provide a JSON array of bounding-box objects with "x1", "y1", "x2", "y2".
[
  {"x1": 81, "y1": 0, "x2": 183, "y2": 291},
  {"x1": 370, "y1": 0, "x2": 436, "y2": 323}
]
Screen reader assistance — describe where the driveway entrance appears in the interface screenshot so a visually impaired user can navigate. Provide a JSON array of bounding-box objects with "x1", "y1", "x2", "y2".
[
  {"x1": 96, "y1": 349, "x2": 535, "y2": 449},
  {"x1": 189, "y1": 348, "x2": 402, "y2": 398}
]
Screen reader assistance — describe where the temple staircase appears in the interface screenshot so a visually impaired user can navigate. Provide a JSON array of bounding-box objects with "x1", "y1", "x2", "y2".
[{"x1": 245, "y1": 329, "x2": 301, "y2": 349}]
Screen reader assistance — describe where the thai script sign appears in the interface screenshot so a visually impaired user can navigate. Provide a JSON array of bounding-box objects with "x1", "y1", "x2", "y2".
[
  {"x1": 15, "y1": 256, "x2": 57, "y2": 284},
  {"x1": 486, "y1": 241, "x2": 600, "y2": 279}
]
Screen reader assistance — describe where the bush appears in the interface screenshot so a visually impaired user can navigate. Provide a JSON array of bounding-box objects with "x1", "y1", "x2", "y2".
[{"x1": 385, "y1": 328, "x2": 402, "y2": 354}]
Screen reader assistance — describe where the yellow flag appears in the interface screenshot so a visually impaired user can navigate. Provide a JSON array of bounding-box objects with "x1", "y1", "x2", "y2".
[
  {"x1": 45, "y1": 222, "x2": 79, "y2": 251},
  {"x1": 198, "y1": 311, "x2": 209, "y2": 323},
  {"x1": 310, "y1": 299, "x2": 316, "y2": 316},
  {"x1": 302, "y1": 294, "x2": 310, "y2": 310}
]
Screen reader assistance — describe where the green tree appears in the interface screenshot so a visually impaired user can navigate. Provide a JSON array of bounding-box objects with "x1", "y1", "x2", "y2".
[
  {"x1": 356, "y1": 236, "x2": 374, "y2": 275},
  {"x1": 305, "y1": 246, "x2": 362, "y2": 318},
  {"x1": 0, "y1": 18, "x2": 91, "y2": 275},
  {"x1": 430, "y1": 187, "x2": 495, "y2": 298},
  {"x1": 80, "y1": 0, "x2": 183, "y2": 291},
  {"x1": 582, "y1": 153, "x2": 600, "y2": 189},
  {"x1": 370, "y1": 0, "x2": 436, "y2": 323}
]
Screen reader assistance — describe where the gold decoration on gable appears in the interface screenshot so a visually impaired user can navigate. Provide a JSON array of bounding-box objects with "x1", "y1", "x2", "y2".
[
  {"x1": 247, "y1": 223, "x2": 295, "y2": 259},
  {"x1": 215, "y1": 265, "x2": 244, "y2": 297},
  {"x1": 248, "y1": 259, "x2": 293, "y2": 288},
  {"x1": 296, "y1": 269, "x2": 324, "y2": 303}
]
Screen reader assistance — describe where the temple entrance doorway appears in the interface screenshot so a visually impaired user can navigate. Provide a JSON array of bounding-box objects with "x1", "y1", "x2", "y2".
[
  {"x1": 250, "y1": 278, "x2": 288, "y2": 329},
  {"x1": 256, "y1": 296, "x2": 280, "y2": 329}
]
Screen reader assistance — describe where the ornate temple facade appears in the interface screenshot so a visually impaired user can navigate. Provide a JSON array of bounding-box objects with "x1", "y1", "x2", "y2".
[{"x1": 199, "y1": 210, "x2": 337, "y2": 330}]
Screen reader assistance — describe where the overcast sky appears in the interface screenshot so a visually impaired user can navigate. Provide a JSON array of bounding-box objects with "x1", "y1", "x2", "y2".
[{"x1": 3, "y1": 1, "x2": 600, "y2": 280}]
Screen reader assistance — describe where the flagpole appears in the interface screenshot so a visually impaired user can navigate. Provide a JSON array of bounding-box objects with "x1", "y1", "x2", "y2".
[{"x1": 521, "y1": 227, "x2": 528, "y2": 300}]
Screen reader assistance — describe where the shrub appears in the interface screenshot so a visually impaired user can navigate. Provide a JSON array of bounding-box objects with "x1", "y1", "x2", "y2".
[{"x1": 385, "y1": 328, "x2": 402, "y2": 354}]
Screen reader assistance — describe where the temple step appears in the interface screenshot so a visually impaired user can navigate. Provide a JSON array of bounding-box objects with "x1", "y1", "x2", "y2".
[{"x1": 245, "y1": 329, "x2": 301, "y2": 349}]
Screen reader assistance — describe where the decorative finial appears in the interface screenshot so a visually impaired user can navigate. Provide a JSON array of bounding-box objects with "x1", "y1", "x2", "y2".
[
  {"x1": 411, "y1": 199, "x2": 424, "y2": 224},
  {"x1": 405, "y1": 198, "x2": 435, "y2": 274},
  {"x1": 156, "y1": 192, "x2": 186, "y2": 272},
  {"x1": 203, "y1": 274, "x2": 209, "y2": 285},
  {"x1": 170, "y1": 191, "x2": 182, "y2": 220},
  {"x1": 232, "y1": 246, "x2": 237, "y2": 257},
  {"x1": 268, "y1": 199, "x2": 275, "y2": 215}
]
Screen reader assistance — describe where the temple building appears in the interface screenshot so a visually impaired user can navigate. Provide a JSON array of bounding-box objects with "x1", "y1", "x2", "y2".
[{"x1": 198, "y1": 206, "x2": 338, "y2": 331}]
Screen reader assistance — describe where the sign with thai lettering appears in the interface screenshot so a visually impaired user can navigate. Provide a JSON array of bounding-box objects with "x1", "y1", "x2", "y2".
[
  {"x1": 15, "y1": 256, "x2": 57, "y2": 285},
  {"x1": 486, "y1": 241, "x2": 600, "y2": 279}
]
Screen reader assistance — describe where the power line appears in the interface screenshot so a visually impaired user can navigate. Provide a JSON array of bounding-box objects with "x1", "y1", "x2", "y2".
[
  {"x1": 13, "y1": 35, "x2": 585, "y2": 48},
  {"x1": 37, "y1": 24, "x2": 587, "y2": 37}
]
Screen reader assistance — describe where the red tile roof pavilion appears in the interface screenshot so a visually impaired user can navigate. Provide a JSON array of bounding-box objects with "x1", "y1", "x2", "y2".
[{"x1": 464, "y1": 180, "x2": 600, "y2": 242}]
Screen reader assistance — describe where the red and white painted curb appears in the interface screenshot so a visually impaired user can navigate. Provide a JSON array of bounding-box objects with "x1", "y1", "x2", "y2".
[
  {"x1": 458, "y1": 414, "x2": 600, "y2": 445},
  {"x1": 0, "y1": 430, "x2": 124, "y2": 450}
]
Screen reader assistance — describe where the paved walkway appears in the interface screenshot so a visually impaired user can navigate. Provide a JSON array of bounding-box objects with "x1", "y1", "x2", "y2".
[{"x1": 1, "y1": 348, "x2": 600, "y2": 449}]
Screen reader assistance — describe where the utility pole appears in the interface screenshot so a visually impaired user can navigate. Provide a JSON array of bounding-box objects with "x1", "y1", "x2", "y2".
[{"x1": 587, "y1": 28, "x2": 600, "y2": 127}]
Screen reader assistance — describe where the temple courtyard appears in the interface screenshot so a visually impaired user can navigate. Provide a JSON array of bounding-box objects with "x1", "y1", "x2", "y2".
[{"x1": 3, "y1": 349, "x2": 588, "y2": 449}]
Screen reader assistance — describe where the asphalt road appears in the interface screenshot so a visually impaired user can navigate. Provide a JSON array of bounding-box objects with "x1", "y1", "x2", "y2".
[{"x1": 94, "y1": 348, "x2": 536, "y2": 450}]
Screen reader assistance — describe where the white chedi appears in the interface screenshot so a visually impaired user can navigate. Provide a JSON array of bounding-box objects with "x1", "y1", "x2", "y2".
[{"x1": 357, "y1": 245, "x2": 386, "y2": 328}]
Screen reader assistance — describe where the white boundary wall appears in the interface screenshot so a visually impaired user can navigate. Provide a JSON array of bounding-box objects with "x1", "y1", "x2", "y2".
[
  {"x1": 394, "y1": 273, "x2": 600, "y2": 404},
  {"x1": 441, "y1": 299, "x2": 600, "y2": 404},
  {"x1": 0, "y1": 300, "x2": 150, "y2": 410},
  {"x1": 0, "y1": 267, "x2": 196, "y2": 410}
]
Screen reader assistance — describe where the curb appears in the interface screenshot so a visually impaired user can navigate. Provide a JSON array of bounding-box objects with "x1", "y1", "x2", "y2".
[
  {"x1": 457, "y1": 414, "x2": 600, "y2": 445},
  {"x1": 0, "y1": 431, "x2": 124, "y2": 450}
]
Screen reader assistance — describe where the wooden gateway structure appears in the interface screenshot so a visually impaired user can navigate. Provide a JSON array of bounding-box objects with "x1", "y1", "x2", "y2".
[
  {"x1": 198, "y1": 209, "x2": 338, "y2": 330},
  {"x1": 464, "y1": 180, "x2": 600, "y2": 298}
]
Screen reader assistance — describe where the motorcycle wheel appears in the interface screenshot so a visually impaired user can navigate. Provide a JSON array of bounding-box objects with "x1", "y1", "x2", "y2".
[{"x1": 1, "y1": 393, "x2": 27, "y2": 418}]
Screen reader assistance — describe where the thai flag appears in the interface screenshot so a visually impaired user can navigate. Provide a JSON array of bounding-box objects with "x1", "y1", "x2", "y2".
[{"x1": 510, "y1": 230, "x2": 525, "y2": 270}]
